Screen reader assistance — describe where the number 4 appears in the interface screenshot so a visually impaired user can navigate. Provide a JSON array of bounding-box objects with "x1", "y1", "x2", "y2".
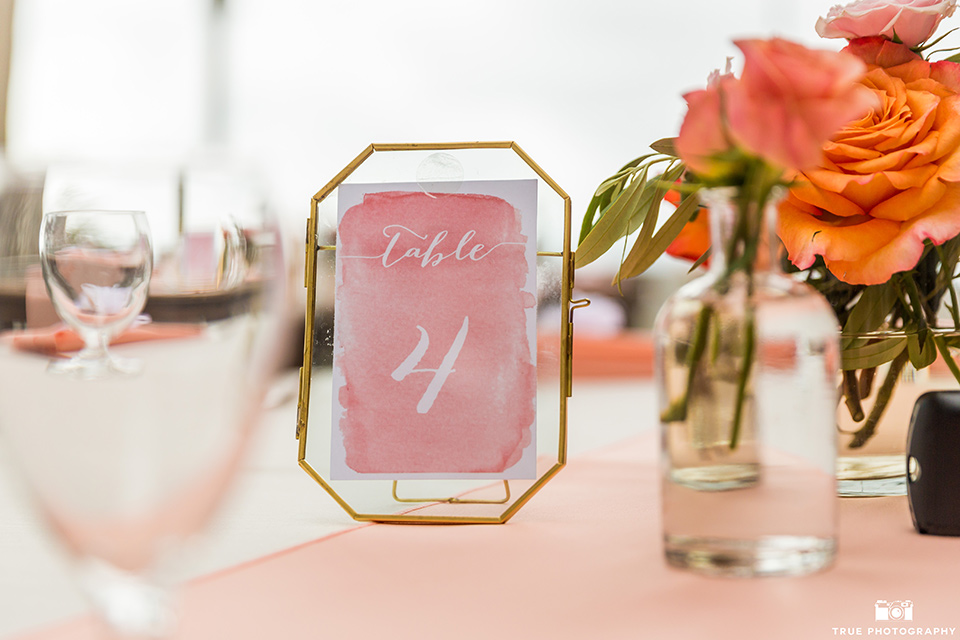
[{"x1": 391, "y1": 316, "x2": 469, "y2": 414}]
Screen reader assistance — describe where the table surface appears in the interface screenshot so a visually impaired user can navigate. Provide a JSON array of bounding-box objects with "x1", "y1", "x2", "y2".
[
  {"x1": 0, "y1": 368, "x2": 652, "y2": 638},
  {"x1": 3, "y1": 366, "x2": 960, "y2": 640}
]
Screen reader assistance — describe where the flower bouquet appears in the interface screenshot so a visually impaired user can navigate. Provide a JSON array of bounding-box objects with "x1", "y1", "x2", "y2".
[{"x1": 578, "y1": 0, "x2": 960, "y2": 496}]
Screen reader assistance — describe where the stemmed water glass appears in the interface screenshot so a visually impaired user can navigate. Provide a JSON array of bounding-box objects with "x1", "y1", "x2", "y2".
[
  {"x1": 0, "y1": 209, "x2": 285, "y2": 638},
  {"x1": 39, "y1": 210, "x2": 153, "y2": 377}
]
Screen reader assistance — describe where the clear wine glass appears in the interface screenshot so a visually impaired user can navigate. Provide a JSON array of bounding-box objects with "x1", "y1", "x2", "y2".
[
  {"x1": 0, "y1": 210, "x2": 285, "y2": 638},
  {"x1": 39, "y1": 210, "x2": 153, "y2": 378}
]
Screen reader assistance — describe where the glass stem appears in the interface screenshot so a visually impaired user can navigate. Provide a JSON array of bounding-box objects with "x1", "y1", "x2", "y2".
[{"x1": 78, "y1": 329, "x2": 110, "y2": 363}]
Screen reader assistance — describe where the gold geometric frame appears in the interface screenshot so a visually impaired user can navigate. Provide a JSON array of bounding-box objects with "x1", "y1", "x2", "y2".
[{"x1": 295, "y1": 141, "x2": 582, "y2": 524}]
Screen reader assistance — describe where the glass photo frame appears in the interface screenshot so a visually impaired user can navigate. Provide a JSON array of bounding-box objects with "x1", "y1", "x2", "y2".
[{"x1": 296, "y1": 142, "x2": 582, "y2": 523}]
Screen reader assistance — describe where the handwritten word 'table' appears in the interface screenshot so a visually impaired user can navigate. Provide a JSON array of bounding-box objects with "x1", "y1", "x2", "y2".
[{"x1": 343, "y1": 225, "x2": 525, "y2": 268}]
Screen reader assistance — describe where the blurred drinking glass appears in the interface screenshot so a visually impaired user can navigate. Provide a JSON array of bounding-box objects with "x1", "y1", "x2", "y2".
[
  {"x1": 40, "y1": 210, "x2": 153, "y2": 377},
  {"x1": 0, "y1": 207, "x2": 285, "y2": 638}
]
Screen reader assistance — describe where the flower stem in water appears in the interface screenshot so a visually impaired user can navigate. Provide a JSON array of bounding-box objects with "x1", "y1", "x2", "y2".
[
  {"x1": 848, "y1": 349, "x2": 908, "y2": 449},
  {"x1": 842, "y1": 370, "x2": 865, "y2": 422},
  {"x1": 729, "y1": 312, "x2": 755, "y2": 450},
  {"x1": 660, "y1": 304, "x2": 713, "y2": 422}
]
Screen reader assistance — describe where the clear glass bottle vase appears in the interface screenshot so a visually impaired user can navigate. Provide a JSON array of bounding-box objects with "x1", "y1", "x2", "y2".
[{"x1": 654, "y1": 187, "x2": 839, "y2": 577}]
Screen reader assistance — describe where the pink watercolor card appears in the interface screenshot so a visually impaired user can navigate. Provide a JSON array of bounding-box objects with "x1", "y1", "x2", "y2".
[{"x1": 331, "y1": 179, "x2": 538, "y2": 480}]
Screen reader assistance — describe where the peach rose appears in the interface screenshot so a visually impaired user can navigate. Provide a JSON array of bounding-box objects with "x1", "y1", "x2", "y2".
[
  {"x1": 674, "y1": 71, "x2": 737, "y2": 181},
  {"x1": 779, "y1": 39, "x2": 960, "y2": 285},
  {"x1": 727, "y1": 39, "x2": 877, "y2": 172},
  {"x1": 676, "y1": 39, "x2": 875, "y2": 177},
  {"x1": 817, "y1": 0, "x2": 956, "y2": 49}
]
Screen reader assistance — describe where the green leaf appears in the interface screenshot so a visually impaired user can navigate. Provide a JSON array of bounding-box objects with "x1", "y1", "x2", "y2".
[
  {"x1": 575, "y1": 164, "x2": 652, "y2": 267},
  {"x1": 621, "y1": 164, "x2": 679, "y2": 239},
  {"x1": 620, "y1": 162, "x2": 686, "y2": 239},
  {"x1": 908, "y1": 331, "x2": 937, "y2": 370},
  {"x1": 688, "y1": 246, "x2": 711, "y2": 273},
  {"x1": 944, "y1": 52, "x2": 960, "y2": 63},
  {"x1": 841, "y1": 283, "x2": 897, "y2": 339},
  {"x1": 616, "y1": 175, "x2": 667, "y2": 284},
  {"x1": 841, "y1": 337, "x2": 907, "y2": 370},
  {"x1": 616, "y1": 183, "x2": 701, "y2": 280},
  {"x1": 579, "y1": 192, "x2": 605, "y2": 246},
  {"x1": 937, "y1": 333, "x2": 960, "y2": 351},
  {"x1": 650, "y1": 138, "x2": 678, "y2": 157},
  {"x1": 577, "y1": 155, "x2": 656, "y2": 246},
  {"x1": 616, "y1": 153, "x2": 658, "y2": 174},
  {"x1": 933, "y1": 334, "x2": 960, "y2": 387},
  {"x1": 918, "y1": 26, "x2": 959, "y2": 52}
]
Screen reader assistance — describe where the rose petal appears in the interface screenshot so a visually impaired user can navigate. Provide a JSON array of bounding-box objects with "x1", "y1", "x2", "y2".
[
  {"x1": 791, "y1": 178, "x2": 867, "y2": 218},
  {"x1": 869, "y1": 176, "x2": 947, "y2": 220},
  {"x1": 931, "y1": 60, "x2": 960, "y2": 93},
  {"x1": 675, "y1": 81, "x2": 734, "y2": 178},
  {"x1": 841, "y1": 171, "x2": 902, "y2": 211},
  {"x1": 825, "y1": 140, "x2": 882, "y2": 161},
  {"x1": 884, "y1": 4, "x2": 952, "y2": 47},
  {"x1": 825, "y1": 185, "x2": 960, "y2": 284},
  {"x1": 779, "y1": 195, "x2": 900, "y2": 270},
  {"x1": 842, "y1": 37, "x2": 921, "y2": 67},
  {"x1": 884, "y1": 164, "x2": 940, "y2": 189}
]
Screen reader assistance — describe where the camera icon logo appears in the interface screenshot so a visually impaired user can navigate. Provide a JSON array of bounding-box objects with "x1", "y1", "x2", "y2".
[{"x1": 875, "y1": 600, "x2": 914, "y2": 621}]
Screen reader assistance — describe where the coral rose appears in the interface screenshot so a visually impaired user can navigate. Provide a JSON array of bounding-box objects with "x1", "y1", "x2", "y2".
[
  {"x1": 727, "y1": 39, "x2": 877, "y2": 172},
  {"x1": 676, "y1": 39, "x2": 875, "y2": 178},
  {"x1": 816, "y1": 0, "x2": 957, "y2": 49},
  {"x1": 674, "y1": 71, "x2": 738, "y2": 181},
  {"x1": 778, "y1": 39, "x2": 960, "y2": 285}
]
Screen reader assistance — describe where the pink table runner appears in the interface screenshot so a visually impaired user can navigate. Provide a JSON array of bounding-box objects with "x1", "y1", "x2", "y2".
[{"x1": 20, "y1": 434, "x2": 960, "y2": 640}]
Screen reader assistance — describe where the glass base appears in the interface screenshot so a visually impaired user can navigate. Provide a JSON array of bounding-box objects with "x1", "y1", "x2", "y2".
[
  {"x1": 670, "y1": 463, "x2": 760, "y2": 492},
  {"x1": 78, "y1": 559, "x2": 178, "y2": 639},
  {"x1": 836, "y1": 455, "x2": 906, "y2": 497},
  {"x1": 664, "y1": 535, "x2": 836, "y2": 577},
  {"x1": 47, "y1": 354, "x2": 143, "y2": 380}
]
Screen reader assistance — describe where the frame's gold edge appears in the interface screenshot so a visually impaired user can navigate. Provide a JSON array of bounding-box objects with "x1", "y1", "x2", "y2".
[
  {"x1": 498, "y1": 462, "x2": 565, "y2": 523},
  {"x1": 312, "y1": 144, "x2": 375, "y2": 202},
  {"x1": 509, "y1": 142, "x2": 571, "y2": 201},
  {"x1": 298, "y1": 460, "x2": 361, "y2": 520},
  {"x1": 297, "y1": 198, "x2": 320, "y2": 444},
  {"x1": 355, "y1": 513, "x2": 507, "y2": 525},
  {"x1": 560, "y1": 246, "x2": 573, "y2": 466},
  {"x1": 371, "y1": 141, "x2": 513, "y2": 152},
  {"x1": 510, "y1": 138, "x2": 575, "y2": 467}
]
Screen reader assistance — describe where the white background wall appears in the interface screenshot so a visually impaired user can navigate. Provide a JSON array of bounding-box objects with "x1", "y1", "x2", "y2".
[
  {"x1": 4, "y1": 0, "x2": 835, "y2": 216},
  {"x1": 3, "y1": 0, "x2": 844, "y2": 317}
]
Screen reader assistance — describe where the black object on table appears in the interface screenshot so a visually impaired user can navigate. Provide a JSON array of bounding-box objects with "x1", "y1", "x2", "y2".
[{"x1": 907, "y1": 390, "x2": 960, "y2": 536}]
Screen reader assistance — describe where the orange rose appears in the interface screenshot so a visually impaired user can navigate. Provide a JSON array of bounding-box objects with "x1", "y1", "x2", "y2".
[
  {"x1": 779, "y1": 38, "x2": 960, "y2": 285},
  {"x1": 664, "y1": 189, "x2": 711, "y2": 264}
]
